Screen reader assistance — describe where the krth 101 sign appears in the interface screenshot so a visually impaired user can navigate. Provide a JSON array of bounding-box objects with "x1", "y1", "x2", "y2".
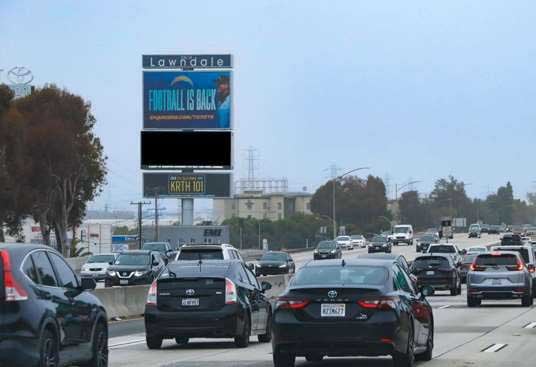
[{"x1": 168, "y1": 175, "x2": 206, "y2": 194}]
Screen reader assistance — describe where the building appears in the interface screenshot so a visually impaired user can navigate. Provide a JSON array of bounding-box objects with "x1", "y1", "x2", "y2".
[{"x1": 213, "y1": 190, "x2": 313, "y2": 223}]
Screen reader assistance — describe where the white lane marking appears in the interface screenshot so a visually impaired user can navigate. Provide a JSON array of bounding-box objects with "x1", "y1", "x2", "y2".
[
  {"x1": 523, "y1": 322, "x2": 536, "y2": 329},
  {"x1": 109, "y1": 333, "x2": 146, "y2": 349},
  {"x1": 438, "y1": 305, "x2": 450, "y2": 309},
  {"x1": 482, "y1": 343, "x2": 507, "y2": 353}
]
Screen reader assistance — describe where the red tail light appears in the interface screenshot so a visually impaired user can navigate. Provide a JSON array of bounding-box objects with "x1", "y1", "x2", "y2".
[
  {"x1": 528, "y1": 264, "x2": 535, "y2": 273},
  {"x1": 516, "y1": 261, "x2": 524, "y2": 271},
  {"x1": 1, "y1": 251, "x2": 28, "y2": 302},
  {"x1": 225, "y1": 278, "x2": 237, "y2": 304},
  {"x1": 358, "y1": 297, "x2": 399, "y2": 311},
  {"x1": 146, "y1": 280, "x2": 157, "y2": 305},
  {"x1": 275, "y1": 297, "x2": 310, "y2": 310}
]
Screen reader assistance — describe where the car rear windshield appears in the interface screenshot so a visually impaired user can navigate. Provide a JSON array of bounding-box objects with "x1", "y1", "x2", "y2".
[
  {"x1": 336, "y1": 236, "x2": 350, "y2": 241},
  {"x1": 351, "y1": 235, "x2": 364, "y2": 240},
  {"x1": 178, "y1": 249, "x2": 224, "y2": 260},
  {"x1": 115, "y1": 254, "x2": 149, "y2": 265},
  {"x1": 462, "y1": 254, "x2": 478, "y2": 263},
  {"x1": 413, "y1": 256, "x2": 450, "y2": 269},
  {"x1": 142, "y1": 243, "x2": 167, "y2": 252},
  {"x1": 501, "y1": 237, "x2": 522, "y2": 246},
  {"x1": 493, "y1": 248, "x2": 530, "y2": 263},
  {"x1": 429, "y1": 245, "x2": 456, "y2": 253},
  {"x1": 419, "y1": 235, "x2": 436, "y2": 242},
  {"x1": 261, "y1": 252, "x2": 287, "y2": 261},
  {"x1": 292, "y1": 265, "x2": 388, "y2": 286},
  {"x1": 476, "y1": 254, "x2": 518, "y2": 266},
  {"x1": 317, "y1": 241, "x2": 336, "y2": 250},
  {"x1": 88, "y1": 255, "x2": 115, "y2": 263}
]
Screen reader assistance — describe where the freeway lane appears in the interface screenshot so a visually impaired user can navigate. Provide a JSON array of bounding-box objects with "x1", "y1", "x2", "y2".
[{"x1": 109, "y1": 233, "x2": 534, "y2": 367}]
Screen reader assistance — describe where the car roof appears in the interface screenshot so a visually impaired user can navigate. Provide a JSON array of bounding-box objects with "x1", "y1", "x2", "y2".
[
  {"x1": 165, "y1": 259, "x2": 239, "y2": 277},
  {"x1": 415, "y1": 253, "x2": 453, "y2": 260},
  {"x1": 359, "y1": 253, "x2": 401, "y2": 260},
  {"x1": 180, "y1": 244, "x2": 234, "y2": 250}
]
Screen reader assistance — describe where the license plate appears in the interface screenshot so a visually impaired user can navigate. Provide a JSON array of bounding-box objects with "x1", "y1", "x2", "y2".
[
  {"x1": 321, "y1": 303, "x2": 345, "y2": 317},
  {"x1": 426, "y1": 271, "x2": 435, "y2": 275},
  {"x1": 492, "y1": 279, "x2": 502, "y2": 285},
  {"x1": 181, "y1": 298, "x2": 200, "y2": 307},
  {"x1": 119, "y1": 280, "x2": 128, "y2": 285}
]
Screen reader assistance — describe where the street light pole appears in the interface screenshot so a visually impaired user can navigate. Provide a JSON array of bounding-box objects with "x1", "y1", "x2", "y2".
[{"x1": 332, "y1": 166, "x2": 371, "y2": 238}]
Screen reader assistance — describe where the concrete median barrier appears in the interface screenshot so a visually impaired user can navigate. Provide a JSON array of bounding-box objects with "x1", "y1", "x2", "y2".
[
  {"x1": 93, "y1": 285, "x2": 150, "y2": 319},
  {"x1": 258, "y1": 274, "x2": 290, "y2": 300}
]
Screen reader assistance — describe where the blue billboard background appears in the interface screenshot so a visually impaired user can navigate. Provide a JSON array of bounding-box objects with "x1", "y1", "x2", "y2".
[{"x1": 143, "y1": 71, "x2": 231, "y2": 129}]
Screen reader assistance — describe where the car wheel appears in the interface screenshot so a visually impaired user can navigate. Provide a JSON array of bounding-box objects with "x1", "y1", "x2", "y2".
[
  {"x1": 39, "y1": 328, "x2": 59, "y2": 367},
  {"x1": 305, "y1": 354, "x2": 324, "y2": 362},
  {"x1": 467, "y1": 296, "x2": 481, "y2": 307},
  {"x1": 273, "y1": 347, "x2": 295, "y2": 367},
  {"x1": 393, "y1": 326, "x2": 415, "y2": 367},
  {"x1": 522, "y1": 293, "x2": 533, "y2": 307},
  {"x1": 175, "y1": 337, "x2": 189, "y2": 345},
  {"x1": 81, "y1": 322, "x2": 108, "y2": 367},
  {"x1": 146, "y1": 335, "x2": 163, "y2": 349},
  {"x1": 258, "y1": 314, "x2": 272, "y2": 343},
  {"x1": 415, "y1": 322, "x2": 433, "y2": 361},
  {"x1": 234, "y1": 314, "x2": 251, "y2": 348}
]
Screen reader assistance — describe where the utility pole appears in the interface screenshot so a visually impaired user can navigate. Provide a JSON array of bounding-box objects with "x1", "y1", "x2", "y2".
[{"x1": 130, "y1": 201, "x2": 150, "y2": 249}]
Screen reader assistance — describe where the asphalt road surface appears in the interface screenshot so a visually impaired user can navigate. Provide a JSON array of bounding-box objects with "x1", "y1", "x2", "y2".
[{"x1": 106, "y1": 233, "x2": 536, "y2": 367}]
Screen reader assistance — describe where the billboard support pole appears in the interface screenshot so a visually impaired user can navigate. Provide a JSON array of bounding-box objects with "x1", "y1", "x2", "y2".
[{"x1": 182, "y1": 198, "x2": 194, "y2": 225}]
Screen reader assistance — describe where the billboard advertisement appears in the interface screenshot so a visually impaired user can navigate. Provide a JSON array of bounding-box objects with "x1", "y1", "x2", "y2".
[
  {"x1": 143, "y1": 172, "x2": 231, "y2": 198},
  {"x1": 142, "y1": 54, "x2": 232, "y2": 69},
  {"x1": 143, "y1": 71, "x2": 231, "y2": 129}
]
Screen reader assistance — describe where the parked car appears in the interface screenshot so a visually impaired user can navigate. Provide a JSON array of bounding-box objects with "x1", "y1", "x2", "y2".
[
  {"x1": 367, "y1": 235, "x2": 392, "y2": 253},
  {"x1": 145, "y1": 259, "x2": 272, "y2": 349},
  {"x1": 313, "y1": 240, "x2": 342, "y2": 260},
  {"x1": 271, "y1": 258, "x2": 435, "y2": 366},
  {"x1": 468, "y1": 224, "x2": 481, "y2": 238},
  {"x1": 257, "y1": 251, "x2": 295, "y2": 275},
  {"x1": 467, "y1": 251, "x2": 533, "y2": 307},
  {"x1": 460, "y1": 253, "x2": 479, "y2": 283},
  {"x1": 427, "y1": 243, "x2": 464, "y2": 266},
  {"x1": 0, "y1": 244, "x2": 108, "y2": 367},
  {"x1": 175, "y1": 244, "x2": 244, "y2": 262},
  {"x1": 416, "y1": 233, "x2": 439, "y2": 253},
  {"x1": 80, "y1": 253, "x2": 118, "y2": 281},
  {"x1": 410, "y1": 254, "x2": 462, "y2": 295},
  {"x1": 350, "y1": 234, "x2": 367, "y2": 248},
  {"x1": 142, "y1": 241, "x2": 175, "y2": 263},
  {"x1": 105, "y1": 250, "x2": 165, "y2": 287},
  {"x1": 335, "y1": 236, "x2": 353, "y2": 250}
]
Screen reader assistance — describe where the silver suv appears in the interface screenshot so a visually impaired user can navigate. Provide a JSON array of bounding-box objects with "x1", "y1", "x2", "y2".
[
  {"x1": 466, "y1": 251, "x2": 533, "y2": 307},
  {"x1": 491, "y1": 245, "x2": 536, "y2": 295},
  {"x1": 175, "y1": 244, "x2": 244, "y2": 262}
]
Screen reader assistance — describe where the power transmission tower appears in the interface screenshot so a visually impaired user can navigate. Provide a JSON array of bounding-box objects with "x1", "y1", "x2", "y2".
[{"x1": 130, "y1": 201, "x2": 151, "y2": 249}]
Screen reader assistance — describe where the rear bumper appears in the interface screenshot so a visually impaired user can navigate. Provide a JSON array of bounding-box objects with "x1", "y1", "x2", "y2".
[
  {"x1": 81, "y1": 271, "x2": 107, "y2": 280},
  {"x1": 145, "y1": 304, "x2": 246, "y2": 338},
  {"x1": 0, "y1": 334, "x2": 39, "y2": 366},
  {"x1": 368, "y1": 247, "x2": 389, "y2": 253},
  {"x1": 417, "y1": 278, "x2": 456, "y2": 290},
  {"x1": 468, "y1": 285, "x2": 529, "y2": 299}
]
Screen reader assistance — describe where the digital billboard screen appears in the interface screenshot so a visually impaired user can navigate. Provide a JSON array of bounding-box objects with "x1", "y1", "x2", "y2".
[
  {"x1": 143, "y1": 172, "x2": 231, "y2": 198},
  {"x1": 140, "y1": 131, "x2": 232, "y2": 169},
  {"x1": 143, "y1": 71, "x2": 231, "y2": 129}
]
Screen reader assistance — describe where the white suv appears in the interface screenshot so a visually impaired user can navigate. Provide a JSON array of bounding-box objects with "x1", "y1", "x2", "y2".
[
  {"x1": 80, "y1": 253, "x2": 118, "y2": 281},
  {"x1": 175, "y1": 244, "x2": 244, "y2": 262}
]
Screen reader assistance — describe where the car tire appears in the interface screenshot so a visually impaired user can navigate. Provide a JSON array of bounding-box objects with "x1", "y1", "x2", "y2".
[
  {"x1": 39, "y1": 328, "x2": 59, "y2": 367},
  {"x1": 146, "y1": 335, "x2": 163, "y2": 349},
  {"x1": 415, "y1": 322, "x2": 433, "y2": 361},
  {"x1": 393, "y1": 326, "x2": 415, "y2": 367},
  {"x1": 522, "y1": 293, "x2": 533, "y2": 307},
  {"x1": 467, "y1": 296, "x2": 481, "y2": 307},
  {"x1": 273, "y1": 347, "x2": 295, "y2": 367},
  {"x1": 305, "y1": 354, "x2": 324, "y2": 362},
  {"x1": 258, "y1": 314, "x2": 272, "y2": 343},
  {"x1": 234, "y1": 314, "x2": 251, "y2": 348},
  {"x1": 81, "y1": 321, "x2": 108, "y2": 367},
  {"x1": 175, "y1": 337, "x2": 189, "y2": 345}
]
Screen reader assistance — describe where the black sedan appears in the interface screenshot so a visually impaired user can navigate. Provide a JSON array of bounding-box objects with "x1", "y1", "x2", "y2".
[
  {"x1": 0, "y1": 244, "x2": 108, "y2": 367},
  {"x1": 145, "y1": 259, "x2": 272, "y2": 348},
  {"x1": 416, "y1": 233, "x2": 439, "y2": 253},
  {"x1": 410, "y1": 254, "x2": 462, "y2": 296},
  {"x1": 313, "y1": 240, "x2": 342, "y2": 260},
  {"x1": 367, "y1": 235, "x2": 392, "y2": 253},
  {"x1": 105, "y1": 250, "x2": 165, "y2": 287},
  {"x1": 257, "y1": 251, "x2": 295, "y2": 276},
  {"x1": 272, "y1": 259, "x2": 434, "y2": 367}
]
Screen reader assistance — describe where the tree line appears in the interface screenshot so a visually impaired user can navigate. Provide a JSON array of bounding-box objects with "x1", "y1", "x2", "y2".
[{"x1": 0, "y1": 85, "x2": 106, "y2": 256}]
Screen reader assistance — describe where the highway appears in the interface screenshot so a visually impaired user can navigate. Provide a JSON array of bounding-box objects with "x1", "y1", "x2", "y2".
[{"x1": 107, "y1": 233, "x2": 536, "y2": 367}]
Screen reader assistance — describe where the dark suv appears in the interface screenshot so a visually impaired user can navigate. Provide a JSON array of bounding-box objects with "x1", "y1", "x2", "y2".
[
  {"x1": 411, "y1": 254, "x2": 462, "y2": 295},
  {"x1": 0, "y1": 244, "x2": 108, "y2": 367},
  {"x1": 105, "y1": 250, "x2": 165, "y2": 287}
]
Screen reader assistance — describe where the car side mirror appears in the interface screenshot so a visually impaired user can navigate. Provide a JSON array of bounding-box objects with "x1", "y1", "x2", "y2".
[
  {"x1": 163, "y1": 258, "x2": 169, "y2": 265},
  {"x1": 261, "y1": 281, "x2": 272, "y2": 292},
  {"x1": 460, "y1": 249, "x2": 467, "y2": 255},
  {"x1": 152, "y1": 261, "x2": 159, "y2": 267},
  {"x1": 80, "y1": 277, "x2": 96, "y2": 291},
  {"x1": 420, "y1": 285, "x2": 434, "y2": 298}
]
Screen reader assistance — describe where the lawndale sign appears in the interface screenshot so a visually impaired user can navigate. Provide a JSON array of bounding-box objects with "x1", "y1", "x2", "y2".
[{"x1": 143, "y1": 54, "x2": 232, "y2": 69}]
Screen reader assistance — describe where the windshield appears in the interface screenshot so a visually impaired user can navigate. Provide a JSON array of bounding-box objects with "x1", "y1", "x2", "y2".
[
  {"x1": 178, "y1": 249, "x2": 224, "y2": 260},
  {"x1": 261, "y1": 252, "x2": 287, "y2": 261},
  {"x1": 469, "y1": 225, "x2": 480, "y2": 231},
  {"x1": 476, "y1": 254, "x2": 519, "y2": 266},
  {"x1": 293, "y1": 265, "x2": 388, "y2": 286},
  {"x1": 115, "y1": 254, "x2": 149, "y2": 266},
  {"x1": 371, "y1": 236, "x2": 387, "y2": 243},
  {"x1": 88, "y1": 255, "x2": 115, "y2": 263},
  {"x1": 394, "y1": 227, "x2": 409, "y2": 233},
  {"x1": 351, "y1": 235, "x2": 364, "y2": 240},
  {"x1": 413, "y1": 256, "x2": 451, "y2": 269},
  {"x1": 317, "y1": 241, "x2": 336, "y2": 250},
  {"x1": 142, "y1": 243, "x2": 167, "y2": 252},
  {"x1": 429, "y1": 245, "x2": 456, "y2": 253},
  {"x1": 336, "y1": 236, "x2": 350, "y2": 241}
]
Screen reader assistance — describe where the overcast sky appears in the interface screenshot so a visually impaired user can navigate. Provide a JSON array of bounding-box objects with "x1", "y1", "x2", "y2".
[{"x1": 2, "y1": 0, "x2": 536, "y2": 216}]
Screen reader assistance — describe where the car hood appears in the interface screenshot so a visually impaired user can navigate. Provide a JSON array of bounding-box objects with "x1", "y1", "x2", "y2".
[
  {"x1": 83, "y1": 262, "x2": 111, "y2": 268},
  {"x1": 258, "y1": 261, "x2": 287, "y2": 267},
  {"x1": 107, "y1": 264, "x2": 151, "y2": 272},
  {"x1": 317, "y1": 248, "x2": 336, "y2": 253}
]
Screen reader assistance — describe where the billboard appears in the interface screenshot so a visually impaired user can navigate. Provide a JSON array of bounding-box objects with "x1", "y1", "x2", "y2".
[
  {"x1": 143, "y1": 172, "x2": 231, "y2": 198},
  {"x1": 142, "y1": 54, "x2": 232, "y2": 69},
  {"x1": 140, "y1": 131, "x2": 232, "y2": 169},
  {"x1": 143, "y1": 71, "x2": 231, "y2": 129}
]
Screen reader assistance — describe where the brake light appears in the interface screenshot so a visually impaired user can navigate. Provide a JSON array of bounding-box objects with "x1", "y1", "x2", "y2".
[
  {"x1": 1, "y1": 251, "x2": 28, "y2": 302},
  {"x1": 225, "y1": 278, "x2": 237, "y2": 304},
  {"x1": 516, "y1": 260, "x2": 524, "y2": 271},
  {"x1": 146, "y1": 280, "x2": 157, "y2": 305},
  {"x1": 275, "y1": 297, "x2": 310, "y2": 310},
  {"x1": 528, "y1": 264, "x2": 535, "y2": 273},
  {"x1": 357, "y1": 297, "x2": 399, "y2": 311}
]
